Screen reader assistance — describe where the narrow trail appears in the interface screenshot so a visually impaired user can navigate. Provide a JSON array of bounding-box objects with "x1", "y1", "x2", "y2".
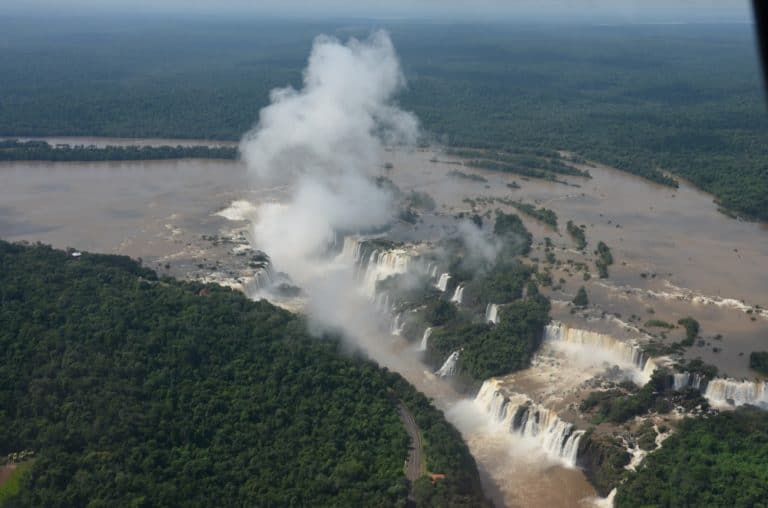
[{"x1": 396, "y1": 402, "x2": 424, "y2": 484}]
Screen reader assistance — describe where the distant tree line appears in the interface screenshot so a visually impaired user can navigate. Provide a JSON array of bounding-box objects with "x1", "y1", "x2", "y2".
[{"x1": 0, "y1": 140, "x2": 237, "y2": 161}]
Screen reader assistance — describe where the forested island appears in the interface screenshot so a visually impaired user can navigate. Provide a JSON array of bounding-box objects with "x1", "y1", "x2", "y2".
[
  {"x1": 0, "y1": 140, "x2": 237, "y2": 161},
  {"x1": 0, "y1": 240, "x2": 490, "y2": 507}
]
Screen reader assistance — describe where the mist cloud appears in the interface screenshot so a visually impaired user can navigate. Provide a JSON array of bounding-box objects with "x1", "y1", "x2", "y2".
[{"x1": 241, "y1": 30, "x2": 418, "y2": 281}]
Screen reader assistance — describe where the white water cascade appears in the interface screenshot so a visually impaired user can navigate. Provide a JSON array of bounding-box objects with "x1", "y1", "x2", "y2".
[
  {"x1": 485, "y1": 303, "x2": 500, "y2": 324},
  {"x1": 339, "y1": 237, "x2": 412, "y2": 297},
  {"x1": 390, "y1": 312, "x2": 406, "y2": 336},
  {"x1": 242, "y1": 261, "x2": 276, "y2": 297},
  {"x1": 419, "y1": 327, "x2": 433, "y2": 351},
  {"x1": 544, "y1": 321, "x2": 659, "y2": 384},
  {"x1": 374, "y1": 292, "x2": 392, "y2": 313},
  {"x1": 704, "y1": 378, "x2": 768, "y2": 409},
  {"x1": 435, "y1": 273, "x2": 451, "y2": 292},
  {"x1": 477, "y1": 380, "x2": 585, "y2": 466},
  {"x1": 672, "y1": 372, "x2": 706, "y2": 392},
  {"x1": 450, "y1": 283, "x2": 465, "y2": 304},
  {"x1": 436, "y1": 351, "x2": 460, "y2": 377}
]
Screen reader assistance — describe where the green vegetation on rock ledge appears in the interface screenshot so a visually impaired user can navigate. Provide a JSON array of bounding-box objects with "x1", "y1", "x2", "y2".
[
  {"x1": 493, "y1": 211, "x2": 532, "y2": 255},
  {"x1": 616, "y1": 408, "x2": 768, "y2": 508},
  {"x1": 644, "y1": 319, "x2": 675, "y2": 329},
  {"x1": 677, "y1": 317, "x2": 701, "y2": 347},
  {"x1": 429, "y1": 295, "x2": 550, "y2": 382},
  {"x1": 595, "y1": 241, "x2": 613, "y2": 278},
  {"x1": 0, "y1": 240, "x2": 489, "y2": 508},
  {"x1": 447, "y1": 169, "x2": 488, "y2": 183},
  {"x1": 507, "y1": 201, "x2": 558, "y2": 230},
  {"x1": 567, "y1": 221, "x2": 587, "y2": 250},
  {"x1": 749, "y1": 351, "x2": 768, "y2": 376},
  {"x1": 579, "y1": 370, "x2": 708, "y2": 425},
  {"x1": 572, "y1": 286, "x2": 589, "y2": 308}
]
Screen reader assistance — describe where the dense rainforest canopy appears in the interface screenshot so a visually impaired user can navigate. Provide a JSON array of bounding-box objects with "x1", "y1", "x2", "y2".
[
  {"x1": 616, "y1": 407, "x2": 768, "y2": 508},
  {"x1": 0, "y1": 240, "x2": 489, "y2": 507},
  {"x1": 0, "y1": 18, "x2": 765, "y2": 219}
]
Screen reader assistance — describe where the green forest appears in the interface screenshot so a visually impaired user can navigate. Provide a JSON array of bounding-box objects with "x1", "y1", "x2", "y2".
[
  {"x1": 616, "y1": 408, "x2": 768, "y2": 508},
  {"x1": 0, "y1": 240, "x2": 489, "y2": 507},
  {"x1": 0, "y1": 140, "x2": 236, "y2": 161},
  {"x1": 0, "y1": 18, "x2": 765, "y2": 219}
]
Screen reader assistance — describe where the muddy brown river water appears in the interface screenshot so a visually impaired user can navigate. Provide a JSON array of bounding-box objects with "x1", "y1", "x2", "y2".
[{"x1": 1, "y1": 139, "x2": 767, "y2": 507}]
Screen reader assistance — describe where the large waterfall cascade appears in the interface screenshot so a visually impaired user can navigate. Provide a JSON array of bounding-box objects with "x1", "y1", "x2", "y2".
[
  {"x1": 672, "y1": 372, "x2": 706, "y2": 392},
  {"x1": 704, "y1": 378, "x2": 768, "y2": 408},
  {"x1": 339, "y1": 237, "x2": 413, "y2": 297},
  {"x1": 242, "y1": 260, "x2": 277, "y2": 298},
  {"x1": 485, "y1": 303, "x2": 500, "y2": 324},
  {"x1": 673, "y1": 370, "x2": 768, "y2": 409},
  {"x1": 419, "y1": 327, "x2": 433, "y2": 351},
  {"x1": 437, "y1": 351, "x2": 460, "y2": 377},
  {"x1": 435, "y1": 273, "x2": 451, "y2": 292},
  {"x1": 451, "y1": 283, "x2": 465, "y2": 304},
  {"x1": 544, "y1": 321, "x2": 659, "y2": 383},
  {"x1": 390, "y1": 312, "x2": 406, "y2": 336},
  {"x1": 477, "y1": 380, "x2": 585, "y2": 466}
]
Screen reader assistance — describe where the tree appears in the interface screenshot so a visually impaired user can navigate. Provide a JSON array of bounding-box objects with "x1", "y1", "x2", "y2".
[{"x1": 573, "y1": 286, "x2": 589, "y2": 307}]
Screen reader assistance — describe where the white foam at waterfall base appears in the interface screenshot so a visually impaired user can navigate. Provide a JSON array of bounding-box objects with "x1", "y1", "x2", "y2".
[
  {"x1": 704, "y1": 378, "x2": 768, "y2": 409},
  {"x1": 435, "y1": 273, "x2": 451, "y2": 292},
  {"x1": 485, "y1": 303, "x2": 499, "y2": 324},
  {"x1": 589, "y1": 489, "x2": 616, "y2": 508},
  {"x1": 437, "y1": 351, "x2": 460, "y2": 377},
  {"x1": 419, "y1": 327, "x2": 432, "y2": 351},
  {"x1": 215, "y1": 200, "x2": 259, "y2": 222},
  {"x1": 544, "y1": 321, "x2": 656, "y2": 384},
  {"x1": 475, "y1": 380, "x2": 585, "y2": 467},
  {"x1": 450, "y1": 283, "x2": 465, "y2": 304}
]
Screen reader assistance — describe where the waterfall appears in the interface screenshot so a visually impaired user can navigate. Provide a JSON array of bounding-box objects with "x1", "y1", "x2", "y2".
[
  {"x1": 242, "y1": 257, "x2": 276, "y2": 297},
  {"x1": 253, "y1": 264, "x2": 274, "y2": 289},
  {"x1": 704, "y1": 378, "x2": 768, "y2": 409},
  {"x1": 362, "y1": 250, "x2": 411, "y2": 297},
  {"x1": 673, "y1": 372, "x2": 706, "y2": 392},
  {"x1": 485, "y1": 303, "x2": 500, "y2": 324},
  {"x1": 435, "y1": 273, "x2": 451, "y2": 292},
  {"x1": 476, "y1": 380, "x2": 585, "y2": 466},
  {"x1": 436, "y1": 351, "x2": 460, "y2": 377},
  {"x1": 339, "y1": 236, "x2": 366, "y2": 279},
  {"x1": 544, "y1": 321, "x2": 657, "y2": 384},
  {"x1": 450, "y1": 283, "x2": 465, "y2": 304},
  {"x1": 390, "y1": 312, "x2": 406, "y2": 336},
  {"x1": 419, "y1": 327, "x2": 433, "y2": 351},
  {"x1": 374, "y1": 292, "x2": 390, "y2": 313},
  {"x1": 430, "y1": 265, "x2": 438, "y2": 279},
  {"x1": 337, "y1": 237, "x2": 412, "y2": 297}
]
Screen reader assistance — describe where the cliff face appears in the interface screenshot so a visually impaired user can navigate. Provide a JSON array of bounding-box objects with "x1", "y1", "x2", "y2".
[{"x1": 577, "y1": 431, "x2": 631, "y2": 497}]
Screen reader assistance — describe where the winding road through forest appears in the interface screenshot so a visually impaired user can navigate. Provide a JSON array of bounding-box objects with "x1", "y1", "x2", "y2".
[{"x1": 396, "y1": 402, "x2": 424, "y2": 483}]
